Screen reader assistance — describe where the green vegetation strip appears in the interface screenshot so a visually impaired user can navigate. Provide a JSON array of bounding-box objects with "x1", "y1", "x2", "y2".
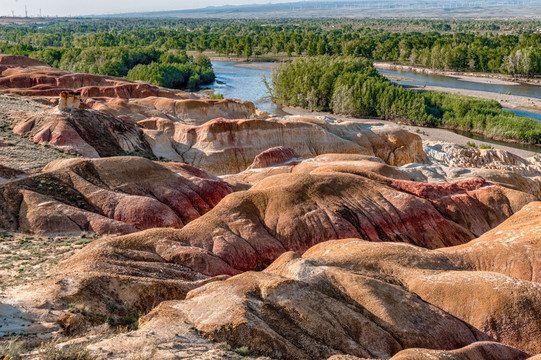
[
  {"x1": 2, "y1": 19, "x2": 541, "y2": 77},
  {"x1": 271, "y1": 56, "x2": 541, "y2": 144}
]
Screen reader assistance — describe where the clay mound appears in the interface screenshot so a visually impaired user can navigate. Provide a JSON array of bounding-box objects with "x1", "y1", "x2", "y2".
[
  {"x1": 226, "y1": 152, "x2": 541, "y2": 199},
  {"x1": 46, "y1": 167, "x2": 534, "y2": 314},
  {"x1": 0, "y1": 54, "x2": 49, "y2": 68},
  {"x1": 0, "y1": 156, "x2": 232, "y2": 235},
  {"x1": 443, "y1": 200, "x2": 541, "y2": 283},
  {"x1": 140, "y1": 202, "x2": 541, "y2": 359},
  {"x1": 91, "y1": 97, "x2": 257, "y2": 124},
  {"x1": 0, "y1": 65, "x2": 112, "y2": 91},
  {"x1": 388, "y1": 342, "x2": 530, "y2": 360},
  {"x1": 13, "y1": 108, "x2": 152, "y2": 157},
  {"x1": 141, "y1": 116, "x2": 428, "y2": 175},
  {"x1": 247, "y1": 146, "x2": 300, "y2": 169},
  {"x1": 79, "y1": 83, "x2": 163, "y2": 99}
]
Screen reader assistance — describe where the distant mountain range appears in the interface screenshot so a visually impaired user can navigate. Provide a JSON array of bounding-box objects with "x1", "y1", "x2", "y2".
[{"x1": 102, "y1": 0, "x2": 541, "y2": 19}]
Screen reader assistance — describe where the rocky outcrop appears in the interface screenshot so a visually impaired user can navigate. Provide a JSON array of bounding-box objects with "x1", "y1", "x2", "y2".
[
  {"x1": 43, "y1": 165, "x2": 535, "y2": 317},
  {"x1": 138, "y1": 201, "x2": 541, "y2": 359},
  {"x1": 424, "y1": 141, "x2": 541, "y2": 177},
  {"x1": 0, "y1": 54, "x2": 48, "y2": 69},
  {"x1": 90, "y1": 97, "x2": 257, "y2": 124},
  {"x1": 0, "y1": 157, "x2": 232, "y2": 235},
  {"x1": 140, "y1": 116, "x2": 428, "y2": 175},
  {"x1": 58, "y1": 91, "x2": 81, "y2": 110},
  {"x1": 13, "y1": 108, "x2": 152, "y2": 157}
]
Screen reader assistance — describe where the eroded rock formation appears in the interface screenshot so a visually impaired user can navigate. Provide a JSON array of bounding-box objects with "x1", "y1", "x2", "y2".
[
  {"x1": 224, "y1": 151, "x2": 541, "y2": 199},
  {"x1": 2, "y1": 54, "x2": 541, "y2": 360},
  {"x1": 139, "y1": 201, "x2": 541, "y2": 359},
  {"x1": 14, "y1": 108, "x2": 152, "y2": 157},
  {"x1": 140, "y1": 116, "x2": 428, "y2": 174},
  {"x1": 58, "y1": 91, "x2": 81, "y2": 110},
  {"x1": 425, "y1": 141, "x2": 541, "y2": 177},
  {"x1": 0, "y1": 157, "x2": 232, "y2": 235},
  {"x1": 40, "y1": 164, "x2": 535, "y2": 318}
]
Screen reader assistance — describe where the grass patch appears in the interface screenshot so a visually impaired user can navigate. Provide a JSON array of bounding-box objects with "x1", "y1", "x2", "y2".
[{"x1": 39, "y1": 339, "x2": 95, "y2": 360}]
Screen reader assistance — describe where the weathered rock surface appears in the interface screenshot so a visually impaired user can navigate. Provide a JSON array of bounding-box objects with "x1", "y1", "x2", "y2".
[
  {"x1": 425, "y1": 141, "x2": 541, "y2": 177},
  {"x1": 140, "y1": 116, "x2": 428, "y2": 175},
  {"x1": 247, "y1": 146, "x2": 300, "y2": 169},
  {"x1": 14, "y1": 108, "x2": 153, "y2": 157},
  {"x1": 0, "y1": 54, "x2": 49, "y2": 69},
  {"x1": 224, "y1": 151, "x2": 541, "y2": 201},
  {"x1": 137, "y1": 201, "x2": 541, "y2": 359},
  {"x1": 0, "y1": 156, "x2": 232, "y2": 235},
  {"x1": 91, "y1": 97, "x2": 257, "y2": 124},
  {"x1": 43, "y1": 165, "x2": 534, "y2": 318},
  {"x1": 388, "y1": 342, "x2": 530, "y2": 360}
]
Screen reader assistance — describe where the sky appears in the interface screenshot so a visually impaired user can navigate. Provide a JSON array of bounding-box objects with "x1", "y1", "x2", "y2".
[{"x1": 0, "y1": 0, "x2": 297, "y2": 17}]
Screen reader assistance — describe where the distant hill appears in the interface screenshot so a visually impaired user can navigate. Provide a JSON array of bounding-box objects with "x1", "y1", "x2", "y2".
[{"x1": 103, "y1": 0, "x2": 541, "y2": 19}]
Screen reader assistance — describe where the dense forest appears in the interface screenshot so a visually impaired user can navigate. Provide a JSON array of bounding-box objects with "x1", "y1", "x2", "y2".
[
  {"x1": 1, "y1": 19, "x2": 541, "y2": 78},
  {"x1": 272, "y1": 56, "x2": 541, "y2": 144}
]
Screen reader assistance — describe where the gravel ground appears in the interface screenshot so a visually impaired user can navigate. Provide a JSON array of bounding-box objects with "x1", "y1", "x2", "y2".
[{"x1": 0, "y1": 94, "x2": 78, "y2": 173}]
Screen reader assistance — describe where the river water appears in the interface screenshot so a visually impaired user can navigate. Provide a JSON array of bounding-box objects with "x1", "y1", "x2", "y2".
[
  {"x1": 378, "y1": 68, "x2": 541, "y2": 99},
  {"x1": 207, "y1": 61, "x2": 288, "y2": 116},
  {"x1": 207, "y1": 61, "x2": 541, "y2": 152}
]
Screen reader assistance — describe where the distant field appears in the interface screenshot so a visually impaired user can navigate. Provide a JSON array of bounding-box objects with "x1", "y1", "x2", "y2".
[{"x1": 108, "y1": 0, "x2": 541, "y2": 19}]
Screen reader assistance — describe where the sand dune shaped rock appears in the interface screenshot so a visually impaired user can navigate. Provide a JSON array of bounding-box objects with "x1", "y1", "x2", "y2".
[
  {"x1": 0, "y1": 156, "x2": 232, "y2": 235},
  {"x1": 140, "y1": 202, "x2": 541, "y2": 359},
  {"x1": 140, "y1": 116, "x2": 428, "y2": 175},
  {"x1": 42, "y1": 166, "x2": 534, "y2": 317}
]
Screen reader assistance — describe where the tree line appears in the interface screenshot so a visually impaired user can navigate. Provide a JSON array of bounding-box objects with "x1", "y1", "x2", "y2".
[
  {"x1": 1, "y1": 19, "x2": 541, "y2": 78},
  {"x1": 271, "y1": 56, "x2": 541, "y2": 144},
  {"x1": 0, "y1": 42, "x2": 214, "y2": 90}
]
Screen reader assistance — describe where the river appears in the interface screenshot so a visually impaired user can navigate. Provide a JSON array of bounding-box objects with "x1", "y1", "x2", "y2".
[
  {"x1": 209, "y1": 61, "x2": 541, "y2": 120},
  {"x1": 378, "y1": 68, "x2": 541, "y2": 99},
  {"x1": 207, "y1": 61, "x2": 541, "y2": 152},
  {"x1": 206, "y1": 61, "x2": 288, "y2": 116}
]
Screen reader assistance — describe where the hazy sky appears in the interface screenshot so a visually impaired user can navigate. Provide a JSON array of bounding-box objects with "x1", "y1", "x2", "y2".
[{"x1": 0, "y1": 0, "x2": 296, "y2": 17}]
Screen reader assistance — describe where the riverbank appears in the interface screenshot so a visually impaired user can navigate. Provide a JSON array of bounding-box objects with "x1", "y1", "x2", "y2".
[
  {"x1": 281, "y1": 106, "x2": 539, "y2": 158},
  {"x1": 404, "y1": 84, "x2": 541, "y2": 115},
  {"x1": 187, "y1": 50, "x2": 291, "y2": 64},
  {"x1": 218, "y1": 60, "x2": 541, "y2": 113},
  {"x1": 374, "y1": 62, "x2": 541, "y2": 86},
  {"x1": 234, "y1": 62, "x2": 279, "y2": 70}
]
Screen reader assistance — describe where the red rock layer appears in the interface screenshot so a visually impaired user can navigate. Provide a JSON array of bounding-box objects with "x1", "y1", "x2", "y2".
[
  {"x1": 48, "y1": 168, "x2": 534, "y2": 316},
  {"x1": 0, "y1": 157, "x2": 232, "y2": 235}
]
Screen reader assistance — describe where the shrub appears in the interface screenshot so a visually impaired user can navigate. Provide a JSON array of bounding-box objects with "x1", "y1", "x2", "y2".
[
  {"x1": 272, "y1": 55, "x2": 541, "y2": 144},
  {"x1": 272, "y1": 55, "x2": 431, "y2": 124},
  {"x1": 39, "y1": 339, "x2": 95, "y2": 360},
  {"x1": 0, "y1": 338, "x2": 25, "y2": 360}
]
